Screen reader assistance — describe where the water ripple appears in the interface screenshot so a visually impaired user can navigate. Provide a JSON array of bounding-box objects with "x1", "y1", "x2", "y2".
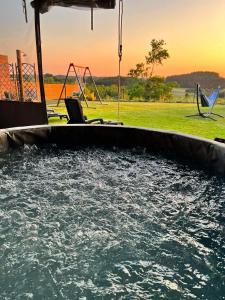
[{"x1": 0, "y1": 146, "x2": 224, "y2": 299}]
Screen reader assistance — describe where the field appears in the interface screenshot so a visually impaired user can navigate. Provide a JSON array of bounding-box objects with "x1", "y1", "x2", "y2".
[{"x1": 48, "y1": 101, "x2": 225, "y2": 140}]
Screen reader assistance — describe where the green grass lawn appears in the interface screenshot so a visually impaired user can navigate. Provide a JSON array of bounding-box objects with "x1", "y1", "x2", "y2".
[{"x1": 48, "y1": 101, "x2": 225, "y2": 140}]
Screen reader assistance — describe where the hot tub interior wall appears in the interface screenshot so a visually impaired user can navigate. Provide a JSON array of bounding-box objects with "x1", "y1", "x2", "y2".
[{"x1": 0, "y1": 125, "x2": 225, "y2": 175}]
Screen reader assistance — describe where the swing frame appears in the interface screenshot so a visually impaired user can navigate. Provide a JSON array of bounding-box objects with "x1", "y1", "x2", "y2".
[{"x1": 57, "y1": 63, "x2": 103, "y2": 107}]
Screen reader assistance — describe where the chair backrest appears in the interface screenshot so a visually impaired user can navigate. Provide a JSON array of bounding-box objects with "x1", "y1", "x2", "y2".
[
  {"x1": 199, "y1": 87, "x2": 220, "y2": 108},
  {"x1": 64, "y1": 98, "x2": 86, "y2": 123}
]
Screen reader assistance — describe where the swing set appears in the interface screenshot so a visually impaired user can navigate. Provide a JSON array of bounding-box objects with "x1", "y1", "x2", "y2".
[
  {"x1": 57, "y1": 63, "x2": 104, "y2": 107},
  {"x1": 56, "y1": 0, "x2": 124, "y2": 116}
]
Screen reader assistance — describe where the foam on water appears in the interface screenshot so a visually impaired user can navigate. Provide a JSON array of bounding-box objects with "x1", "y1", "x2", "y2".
[{"x1": 0, "y1": 145, "x2": 225, "y2": 299}]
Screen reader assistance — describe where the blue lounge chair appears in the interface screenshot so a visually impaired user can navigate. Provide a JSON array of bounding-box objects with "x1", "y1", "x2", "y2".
[{"x1": 187, "y1": 84, "x2": 223, "y2": 120}]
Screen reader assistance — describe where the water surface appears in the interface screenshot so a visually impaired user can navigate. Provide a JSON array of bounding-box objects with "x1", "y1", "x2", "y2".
[{"x1": 0, "y1": 146, "x2": 224, "y2": 299}]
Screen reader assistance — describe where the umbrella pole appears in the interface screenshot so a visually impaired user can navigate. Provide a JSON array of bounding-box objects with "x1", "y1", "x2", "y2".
[{"x1": 34, "y1": 7, "x2": 46, "y2": 106}]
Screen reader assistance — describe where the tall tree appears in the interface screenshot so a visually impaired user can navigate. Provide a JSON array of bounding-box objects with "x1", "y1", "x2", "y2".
[
  {"x1": 146, "y1": 39, "x2": 169, "y2": 77},
  {"x1": 128, "y1": 39, "x2": 169, "y2": 79},
  {"x1": 127, "y1": 39, "x2": 177, "y2": 101},
  {"x1": 128, "y1": 63, "x2": 146, "y2": 78}
]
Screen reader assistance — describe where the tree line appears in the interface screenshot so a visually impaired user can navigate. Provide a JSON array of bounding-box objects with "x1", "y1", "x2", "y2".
[{"x1": 166, "y1": 72, "x2": 225, "y2": 89}]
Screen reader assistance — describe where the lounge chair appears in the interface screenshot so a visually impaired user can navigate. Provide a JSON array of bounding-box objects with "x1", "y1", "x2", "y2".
[
  {"x1": 47, "y1": 109, "x2": 69, "y2": 121},
  {"x1": 187, "y1": 84, "x2": 222, "y2": 120},
  {"x1": 64, "y1": 98, "x2": 123, "y2": 125}
]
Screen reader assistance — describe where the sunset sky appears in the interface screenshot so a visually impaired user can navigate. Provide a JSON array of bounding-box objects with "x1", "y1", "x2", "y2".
[{"x1": 1, "y1": 0, "x2": 225, "y2": 77}]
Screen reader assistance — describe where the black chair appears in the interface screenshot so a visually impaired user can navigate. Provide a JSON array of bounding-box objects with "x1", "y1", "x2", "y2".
[
  {"x1": 47, "y1": 109, "x2": 69, "y2": 121},
  {"x1": 65, "y1": 98, "x2": 123, "y2": 125}
]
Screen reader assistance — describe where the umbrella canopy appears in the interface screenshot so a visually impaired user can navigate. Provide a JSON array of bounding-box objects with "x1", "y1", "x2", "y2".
[{"x1": 31, "y1": 0, "x2": 116, "y2": 14}]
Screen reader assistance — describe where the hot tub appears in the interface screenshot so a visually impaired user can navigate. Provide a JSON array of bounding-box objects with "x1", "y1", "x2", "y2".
[{"x1": 0, "y1": 125, "x2": 224, "y2": 299}]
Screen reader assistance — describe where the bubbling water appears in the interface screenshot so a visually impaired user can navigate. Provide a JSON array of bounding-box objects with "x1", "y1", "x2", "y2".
[{"x1": 0, "y1": 145, "x2": 225, "y2": 299}]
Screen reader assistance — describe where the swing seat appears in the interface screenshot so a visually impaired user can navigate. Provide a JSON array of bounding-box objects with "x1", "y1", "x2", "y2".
[
  {"x1": 199, "y1": 86, "x2": 223, "y2": 119},
  {"x1": 199, "y1": 87, "x2": 220, "y2": 108},
  {"x1": 65, "y1": 98, "x2": 123, "y2": 125},
  {"x1": 186, "y1": 84, "x2": 223, "y2": 120}
]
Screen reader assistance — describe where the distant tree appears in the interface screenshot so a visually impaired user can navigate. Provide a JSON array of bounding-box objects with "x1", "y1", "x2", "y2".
[
  {"x1": 162, "y1": 81, "x2": 179, "y2": 101},
  {"x1": 128, "y1": 63, "x2": 146, "y2": 78},
  {"x1": 144, "y1": 77, "x2": 164, "y2": 101},
  {"x1": 95, "y1": 84, "x2": 119, "y2": 100},
  {"x1": 128, "y1": 82, "x2": 145, "y2": 100},
  {"x1": 96, "y1": 85, "x2": 108, "y2": 99},
  {"x1": 106, "y1": 85, "x2": 119, "y2": 98},
  {"x1": 128, "y1": 39, "x2": 174, "y2": 101},
  {"x1": 84, "y1": 87, "x2": 95, "y2": 101},
  {"x1": 146, "y1": 39, "x2": 169, "y2": 77},
  {"x1": 44, "y1": 73, "x2": 54, "y2": 77},
  {"x1": 45, "y1": 77, "x2": 55, "y2": 84},
  {"x1": 128, "y1": 39, "x2": 169, "y2": 79},
  {"x1": 166, "y1": 71, "x2": 225, "y2": 89},
  {"x1": 144, "y1": 77, "x2": 178, "y2": 101},
  {"x1": 44, "y1": 73, "x2": 54, "y2": 83}
]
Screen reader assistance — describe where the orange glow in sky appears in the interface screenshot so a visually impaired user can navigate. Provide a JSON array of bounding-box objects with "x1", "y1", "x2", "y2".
[{"x1": 1, "y1": 0, "x2": 225, "y2": 77}]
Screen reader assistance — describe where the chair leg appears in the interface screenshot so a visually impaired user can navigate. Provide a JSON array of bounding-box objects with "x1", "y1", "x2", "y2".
[
  {"x1": 186, "y1": 113, "x2": 216, "y2": 121},
  {"x1": 211, "y1": 112, "x2": 224, "y2": 118},
  {"x1": 202, "y1": 112, "x2": 222, "y2": 120},
  {"x1": 201, "y1": 113, "x2": 217, "y2": 121},
  {"x1": 186, "y1": 113, "x2": 205, "y2": 118},
  {"x1": 206, "y1": 116, "x2": 217, "y2": 121}
]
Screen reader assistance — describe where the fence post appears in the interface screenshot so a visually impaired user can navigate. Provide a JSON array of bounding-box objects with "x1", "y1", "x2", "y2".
[{"x1": 16, "y1": 50, "x2": 24, "y2": 101}]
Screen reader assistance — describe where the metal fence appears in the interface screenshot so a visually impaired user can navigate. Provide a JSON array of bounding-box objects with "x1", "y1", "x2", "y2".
[
  {"x1": 0, "y1": 62, "x2": 38, "y2": 101},
  {"x1": 17, "y1": 63, "x2": 38, "y2": 101},
  {"x1": 0, "y1": 63, "x2": 18, "y2": 100}
]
